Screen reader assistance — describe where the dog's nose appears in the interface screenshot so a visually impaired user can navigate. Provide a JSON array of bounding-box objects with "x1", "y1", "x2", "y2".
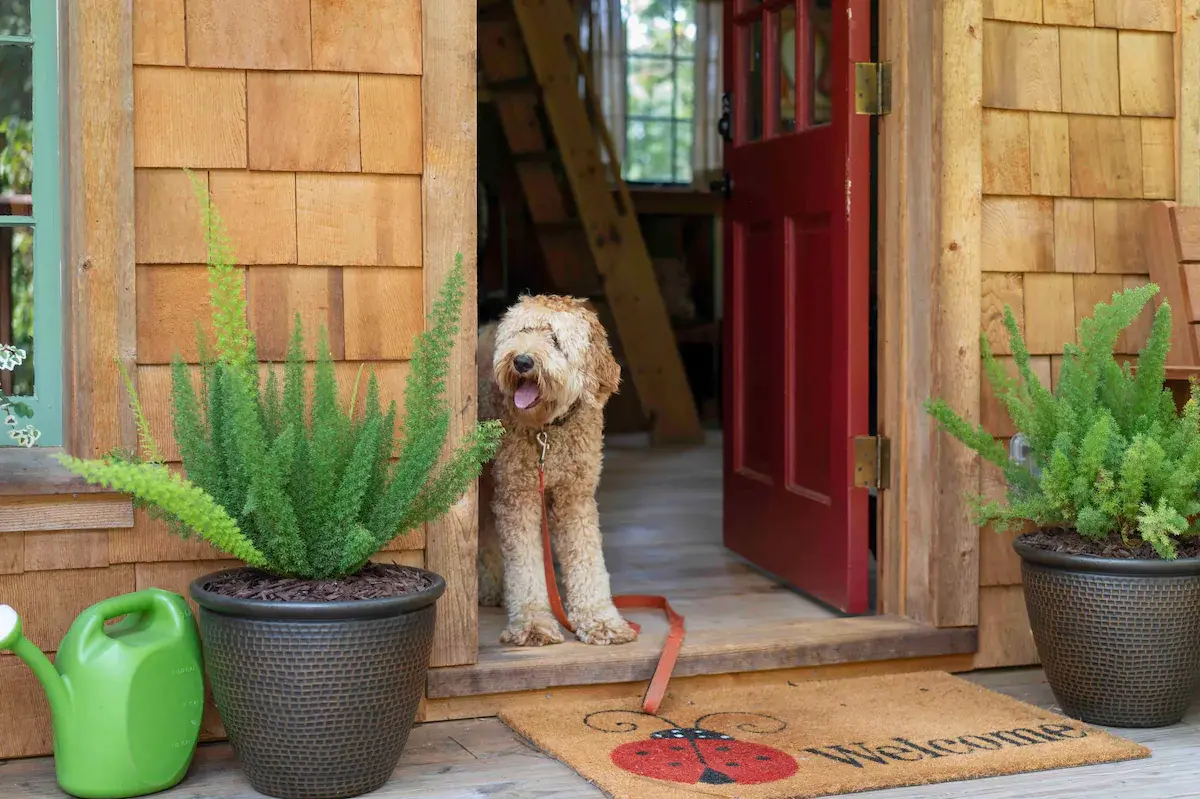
[{"x1": 513, "y1": 354, "x2": 535, "y2": 374}]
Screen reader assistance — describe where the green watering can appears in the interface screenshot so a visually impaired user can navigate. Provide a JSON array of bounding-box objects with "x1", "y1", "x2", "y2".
[{"x1": 0, "y1": 589, "x2": 205, "y2": 798}]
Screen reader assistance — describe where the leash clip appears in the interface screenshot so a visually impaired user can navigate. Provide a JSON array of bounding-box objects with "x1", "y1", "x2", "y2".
[{"x1": 536, "y1": 430, "x2": 549, "y2": 466}]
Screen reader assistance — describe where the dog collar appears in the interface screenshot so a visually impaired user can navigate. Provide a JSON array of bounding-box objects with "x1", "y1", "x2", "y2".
[{"x1": 546, "y1": 399, "x2": 582, "y2": 428}]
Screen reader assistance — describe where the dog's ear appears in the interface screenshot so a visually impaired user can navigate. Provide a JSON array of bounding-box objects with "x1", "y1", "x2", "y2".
[{"x1": 583, "y1": 312, "x2": 621, "y2": 409}]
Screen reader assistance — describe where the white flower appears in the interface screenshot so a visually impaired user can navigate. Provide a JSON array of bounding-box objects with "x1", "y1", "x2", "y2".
[
  {"x1": 0, "y1": 345, "x2": 26, "y2": 371},
  {"x1": 8, "y1": 425, "x2": 39, "y2": 448}
]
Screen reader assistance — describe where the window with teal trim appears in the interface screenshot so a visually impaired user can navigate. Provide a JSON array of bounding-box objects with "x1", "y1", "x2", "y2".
[{"x1": 0, "y1": 1, "x2": 63, "y2": 447}]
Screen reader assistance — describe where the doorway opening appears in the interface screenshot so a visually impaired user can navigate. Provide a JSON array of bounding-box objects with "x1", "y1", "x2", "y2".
[{"x1": 443, "y1": 0, "x2": 970, "y2": 702}]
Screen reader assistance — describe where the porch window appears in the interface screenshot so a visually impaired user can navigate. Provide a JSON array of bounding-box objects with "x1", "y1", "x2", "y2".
[
  {"x1": 580, "y1": 0, "x2": 724, "y2": 188},
  {"x1": 0, "y1": 0, "x2": 63, "y2": 446}
]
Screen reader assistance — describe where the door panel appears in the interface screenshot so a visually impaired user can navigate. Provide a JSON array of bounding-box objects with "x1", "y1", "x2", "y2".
[{"x1": 722, "y1": 0, "x2": 871, "y2": 613}]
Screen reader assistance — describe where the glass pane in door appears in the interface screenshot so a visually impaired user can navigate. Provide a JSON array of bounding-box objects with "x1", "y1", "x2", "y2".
[
  {"x1": 776, "y1": 5, "x2": 797, "y2": 133},
  {"x1": 744, "y1": 20, "x2": 763, "y2": 141},
  {"x1": 810, "y1": 0, "x2": 833, "y2": 126}
]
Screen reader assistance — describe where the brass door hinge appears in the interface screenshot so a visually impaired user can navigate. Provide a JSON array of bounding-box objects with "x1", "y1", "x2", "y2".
[
  {"x1": 853, "y1": 436, "x2": 891, "y2": 490},
  {"x1": 854, "y1": 62, "x2": 892, "y2": 116}
]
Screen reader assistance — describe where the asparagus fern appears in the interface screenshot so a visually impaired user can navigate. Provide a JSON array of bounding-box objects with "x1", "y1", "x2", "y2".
[
  {"x1": 58, "y1": 174, "x2": 503, "y2": 579},
  {"x1": 926, "y1": 283, "x2": 1200, "y2": 559}
]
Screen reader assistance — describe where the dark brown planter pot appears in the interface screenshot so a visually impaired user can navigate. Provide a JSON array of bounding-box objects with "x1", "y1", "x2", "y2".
[
  {"x1": 190, "y1": 567, "x2": 446, "y2": 799},
  {"x1": 1015, "y1": 535, "x2": 1200, "y2": 728}
]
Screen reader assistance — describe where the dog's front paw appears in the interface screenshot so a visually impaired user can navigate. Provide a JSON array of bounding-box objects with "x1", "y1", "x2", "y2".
[
  {"x1": 573, "y1": 614, "x2": 638, "y2": 646},
  {"x1": 501, "y1": 615, "x2": 564, "y2": 646}
]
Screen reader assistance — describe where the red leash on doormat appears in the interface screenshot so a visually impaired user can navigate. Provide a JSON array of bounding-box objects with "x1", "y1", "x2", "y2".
[{"x1": 537, "y1": 435, "x2": 685, "y2": 715}]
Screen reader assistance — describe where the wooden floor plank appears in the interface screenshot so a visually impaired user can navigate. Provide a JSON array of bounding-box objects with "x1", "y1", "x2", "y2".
[
  {"x1": 432, "y1": 433, "x2": 968, "y2": 698},
  {"x1": 6, "y1": 670, "x2": 1197, "y2": 798}
]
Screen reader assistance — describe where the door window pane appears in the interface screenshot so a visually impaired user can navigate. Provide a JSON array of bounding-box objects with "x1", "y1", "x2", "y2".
[
  {"x1": 810, "y1": 0, "x2": 833, "y2": 126},
  {"x1": 0, "y1": 1, "x2": 30, "y2": 37},
  {"x1": 1, "y1": 225, "x2": 33, "y2": 397},
  {"x1": 0, "y1": 43, "x2": 32, "y2": 199},
  {"x1": 744, "y1": 20, "x2": 763, "y2": 142},
  {"x1": 776, "y1": 6, "x2": 797, "y2": 133}
]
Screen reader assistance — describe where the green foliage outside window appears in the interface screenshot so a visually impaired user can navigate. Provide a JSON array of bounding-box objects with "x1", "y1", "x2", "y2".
[
  {"x1": 624, "y1": 0, "x2": 696, "y2": 184},
  {"x1": 59, "y1": 172, "x2": 504, "y2": 579},
  {"x1": 926, "y1": 284, "x2": 1200, "y2": 560}
]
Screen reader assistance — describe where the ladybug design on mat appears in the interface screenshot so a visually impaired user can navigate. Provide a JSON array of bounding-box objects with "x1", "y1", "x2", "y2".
[{"x1": 585, "y1": 709, "x2": 799, "y2": 786}]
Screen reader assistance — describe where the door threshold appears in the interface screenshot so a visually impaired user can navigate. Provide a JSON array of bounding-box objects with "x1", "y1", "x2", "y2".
[{"x1": 426, "y1": 613, "x2": 977, "y2": 700}]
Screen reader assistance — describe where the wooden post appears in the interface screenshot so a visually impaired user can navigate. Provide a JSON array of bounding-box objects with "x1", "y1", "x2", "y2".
[
  {"x1": 423, "y1": 0, "x2": 481, "y2": 668},
  {"x1": 877, "y1": 0, "x2": 981, "y2": 627}
]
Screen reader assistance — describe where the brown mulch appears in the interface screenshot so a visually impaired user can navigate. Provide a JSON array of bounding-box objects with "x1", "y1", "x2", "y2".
[
  {"x1": 200, "y1": 563, "x2": 434, "y2": 602},
  {"x1": 1019, "y1": 528, "x2": 1200, "y2": 560}
]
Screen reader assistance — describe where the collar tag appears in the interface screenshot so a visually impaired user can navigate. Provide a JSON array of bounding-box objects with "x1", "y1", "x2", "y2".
[{"x1": 537, "y1": 430, "x2": 549, "y2": 466}]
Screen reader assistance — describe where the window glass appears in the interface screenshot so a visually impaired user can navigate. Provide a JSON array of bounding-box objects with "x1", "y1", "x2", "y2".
[
  {"x1": 624, "y1": 0, "x2": 697, "y2": 184},
  {"x1": 1, "y1": 1, "x2": 61, "y2": 446}
]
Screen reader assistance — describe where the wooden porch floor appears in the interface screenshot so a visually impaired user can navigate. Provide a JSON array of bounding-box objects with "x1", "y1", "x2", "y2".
[
  {"x1": 429, "y1": 433, "x2": 973, "y2": 699},
  {"x1": 6, "y1": 668, "x2": 1196, "y2": 798}
]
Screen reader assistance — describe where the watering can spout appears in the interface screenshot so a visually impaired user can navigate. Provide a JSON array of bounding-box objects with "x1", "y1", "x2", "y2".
[{"x1": 0, "y1": 605, "x2": 71, "y2": 727}]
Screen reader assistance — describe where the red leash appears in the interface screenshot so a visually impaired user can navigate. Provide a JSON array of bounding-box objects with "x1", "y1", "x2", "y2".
[{"x1": 537, "y1": 440, "x2": 684, "y2": 714}]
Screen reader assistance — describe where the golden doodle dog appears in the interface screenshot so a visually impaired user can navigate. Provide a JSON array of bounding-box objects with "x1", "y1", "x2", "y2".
[{"x1": 477, "y1": 295, "x2": 638, "y2": 647}]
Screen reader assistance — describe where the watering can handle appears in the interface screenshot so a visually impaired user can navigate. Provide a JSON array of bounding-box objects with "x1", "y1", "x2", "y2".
[{"x1": 77, "y1": 589, "x2": 192, "y2": 644}]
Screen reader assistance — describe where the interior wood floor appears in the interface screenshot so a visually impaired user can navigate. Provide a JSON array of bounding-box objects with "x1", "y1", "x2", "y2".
[
  {"x1": 7, "y1": 669, "x2": 1196, "y2": 798},
  {"x1": 429, "y1": 433, "x2": 972, "y2": 699}
]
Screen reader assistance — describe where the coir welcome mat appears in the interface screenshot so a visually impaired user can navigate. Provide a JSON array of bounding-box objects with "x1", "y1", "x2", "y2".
[{"x1": 499, "y1": 671, "x2": 1149, "y2": 798}]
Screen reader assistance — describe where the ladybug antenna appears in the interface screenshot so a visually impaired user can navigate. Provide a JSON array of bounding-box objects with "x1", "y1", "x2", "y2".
[
  {"x1": 693, "y1": 712, "x2": 787, "y2": 735},
  {"x1": 583, "y1": 709, "x2": 679, "y2": 733}
]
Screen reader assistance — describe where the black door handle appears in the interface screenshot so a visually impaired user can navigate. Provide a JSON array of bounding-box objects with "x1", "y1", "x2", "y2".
[{"x1": 709, "y1": 172, "x2": 732, "y2": 199}]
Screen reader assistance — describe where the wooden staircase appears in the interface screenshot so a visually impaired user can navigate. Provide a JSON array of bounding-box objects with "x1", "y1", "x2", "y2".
[{"x1": 477, "y1": 0, "x2": 703, "y2": 444}]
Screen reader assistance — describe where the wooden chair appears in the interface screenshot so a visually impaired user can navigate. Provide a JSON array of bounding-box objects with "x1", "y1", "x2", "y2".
[{"x1": 1143, "y1": 201, "x2": 1200, "y2": 402}]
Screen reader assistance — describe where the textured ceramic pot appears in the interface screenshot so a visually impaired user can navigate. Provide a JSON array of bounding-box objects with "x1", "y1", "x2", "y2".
[
  {"x1": 190, "y1": 568, "x2": 445, "y2": 799},
  {"x1": 1016, "y1": 536, "x2": 1200, "y2": 728}
]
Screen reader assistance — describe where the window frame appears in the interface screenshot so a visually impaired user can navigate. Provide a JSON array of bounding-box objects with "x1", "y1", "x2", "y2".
[
  {"x1": 0, "y1": 0, "x2": 64, "y2": 447},
  {"x1": 623, "y1": 0, "x2": 697, "y2": 185}
]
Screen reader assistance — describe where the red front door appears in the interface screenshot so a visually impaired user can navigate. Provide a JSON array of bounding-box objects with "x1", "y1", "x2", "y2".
[{"x1": 722, "y1": 0, "x2": 871, "y2": 613}]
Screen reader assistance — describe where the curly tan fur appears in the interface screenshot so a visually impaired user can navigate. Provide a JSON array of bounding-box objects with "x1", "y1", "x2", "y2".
[{"x1": 477, "y1": 296, "x2": 637, "y2": 646}]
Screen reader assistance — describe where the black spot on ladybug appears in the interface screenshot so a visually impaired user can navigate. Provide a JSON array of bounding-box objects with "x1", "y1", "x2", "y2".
[
  {"x1": 716, "y1": 746, "x2": 730, "y2": 752},
  {"x1": 756, "y1": 755, "x2": 770, "y2": 761},
  {"x1": 699, "y1": 768, "x2": 736, "y2": 785},
  {"x1": 726, "y1": 762, "x2": 741, "y2": 767},
  {"x1": 635, "y1": 751, "x2": 648, "y2": 756},
  {"x1": 668, "y1": 762, "x2": 682, "y2": 767},
  {"x1": 670, "y1": 746, "x2": 684, "y2": 751}
]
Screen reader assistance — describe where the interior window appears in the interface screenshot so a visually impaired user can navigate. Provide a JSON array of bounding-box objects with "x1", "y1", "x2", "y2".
[{"x1": 623, "y1": 0, "x2": 698, "y2": 184}]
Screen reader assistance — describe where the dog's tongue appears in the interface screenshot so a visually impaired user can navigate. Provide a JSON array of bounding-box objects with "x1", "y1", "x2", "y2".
[{"x1": 514, "y1": 381, "x2": 540, "y2": 409}]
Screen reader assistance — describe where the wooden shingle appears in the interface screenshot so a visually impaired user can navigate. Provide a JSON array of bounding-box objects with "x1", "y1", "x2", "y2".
[
  {"x1": 311, "y1": 0, "x2": 422, "y2": 75},
  {"x1": 1058, "y1": 27, "x2": 1119, "y2": 116},
  {"x1": 1053, "y1": 198, "x2": 1096, "y2": 274},
  {"x1": 1043, "y1": 0, "x2": 1094, "y2": 26},
  {"x1": 1028, "y1": 112, "x2": 1071, "y2": 196},
  {"x1": 186, "y1": 0, "x2": 311, "y2": 70},
  {"x1": 1023, "y1": 273, "x2": 1077, "y2": 354},
  {"x1": 360, "y1": 74, "x2": 423, "y2": 174},
  {"x1": 1094, "y1": 0, "x2": 1176, "y2": 31},
  {"x1": 133, "y1": 67, "x2": 247, "y2": 168},
  {"x1": 296, "y1": 174, "x2": 423, "y2": 266},
  {"x1": 135, "y1": 168, "x2": 208, "y2": 263},
  {"x1": 982, "y1": 196, "x2": 1054, "y2": 272},
  {"x1": 343, "y1": 268, "x2": 424, "y2": 360},
  {"x1": 247, "y1": 267, "x2": 344, "y2": 361},
  {"x1": 133, "y1": 0, "x2": 185, "y2": 66},
  {"x1": 1118, "y1": 31, "x2": 1175, "y2": 117},
  {"x1": 981, "y1": 272, "x2": 1025, "y2": 356},
  {"x1": 1068, "y1": 115, "x2": 1142, "y2": 199},
  {"x1": 1093, "y1": 199, "x2": 1150, "y2": 273},
  {"x1": 209, "y1": 170, "x2": 298, "y2": 264},
  {"x1": 983, "y1": 21, "x2": 1061, "y2": 112},
  {"x1": 982, "y1": 110, "x2": 1030, "y2": 195},
  {"x1": 136, "y1": 265, "x2": 229, "y2": 363},
  {"x1": 248, "y1": 72, "x2": 361, "y2": 172},
  {"x1": 1142, "y1": 118, "x2": 1175, "y2": 200}
]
